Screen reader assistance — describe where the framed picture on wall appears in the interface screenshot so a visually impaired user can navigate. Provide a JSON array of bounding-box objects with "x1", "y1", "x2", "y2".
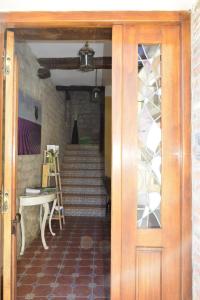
[{"x1": 18, "y1": 89, "x2": 42, "y2": 155}]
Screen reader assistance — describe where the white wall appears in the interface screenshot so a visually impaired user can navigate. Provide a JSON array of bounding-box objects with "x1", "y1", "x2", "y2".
[{"x1": 0, "y1": 0, "x2": 195, "y2": 12}]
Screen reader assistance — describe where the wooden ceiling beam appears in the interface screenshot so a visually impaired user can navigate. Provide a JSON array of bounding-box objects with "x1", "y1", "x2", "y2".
[
  {"x1": 38, "y1": 56, "x2": 112, "y2": 70},
  {"x1": 14, "y1": 28, "x2": 112, "y2": 40}
]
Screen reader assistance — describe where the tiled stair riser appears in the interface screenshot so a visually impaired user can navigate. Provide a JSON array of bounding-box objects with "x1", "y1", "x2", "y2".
[
  {"x1": 65, "y1": 144, "x2": 99, "y2": 150},
  {"x1": 65, "y1": 150, "x2": 100, "y2": 156},
  {"x1": 64, "y1": 208, "x2": 106, "y2": 217},
  {"x1": 63, "y1": 163, "x2": 104, "y2": 170},
  {"x1": 62, "y1": 144, "x2": 107, "y2": 217},
  {"x1": 64, "y1": 156, "x2": 104, "y2": 163},
  {"x1": 61, "y1": 170, "x2": 104, "y2": 177},
  {"x1": 62, "y1": 177, "x2": 104, "y2": 186},
  {"x1": 63, "y1": 186, "x2": 106, "y2": 195}
]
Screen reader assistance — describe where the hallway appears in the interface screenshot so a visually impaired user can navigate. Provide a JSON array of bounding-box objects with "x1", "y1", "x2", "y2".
[{"x1": 17, "y1": 216, "x2": 110, "y2": 299}]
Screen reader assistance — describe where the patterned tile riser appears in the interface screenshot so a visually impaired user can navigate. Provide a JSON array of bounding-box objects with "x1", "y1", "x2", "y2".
[
  {"x1": 63, "y1": 198, "x2": 106, "y2": 206},
  {"x1": 61, "y1": 170, "x2": 104, "y2": 178},
  {"x1": 62, "y1": 163, "x2": 104, "y2": 170},
  {"x1": 62, "y1": 178, "x2": 104, "y2": 186},
  {"x1": 64, "y1": 156, "x2": 104, "y2": 163},
  {"x1": 64, "y1": 209, "x2": 106, "y2": 217},
  {"x1": 62, "y1": 186, "x2": 106, "y2": 195},
  {"x1": 65, "y1": 150, "x2": 101, "y2": 156}
]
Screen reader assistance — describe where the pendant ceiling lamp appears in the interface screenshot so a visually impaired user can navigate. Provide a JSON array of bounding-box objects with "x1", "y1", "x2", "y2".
[
  {"x1": 79, "y1": 41, "x2": 95, "y2": 72},
  {"x1": 91, "y1": 69, "x2": 101, "y2": 102}
]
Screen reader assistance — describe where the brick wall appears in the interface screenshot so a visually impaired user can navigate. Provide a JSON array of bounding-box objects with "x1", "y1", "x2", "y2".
[
  {"x1": 16, "y1": 42, "x2": 67, "y2": 256},
  {"x1": 192, "y1": 1, "x2": 200, "y2": 298},
  {"x1": 66, "y1": 90, "x2": 102, "y2": 144}
]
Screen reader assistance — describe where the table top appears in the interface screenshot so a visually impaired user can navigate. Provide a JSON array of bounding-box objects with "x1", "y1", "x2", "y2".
[
  {"x1": 20, "y1": 188, "x2": 57, "y2": 206},
  {"x1": 21, "y1": 187, "x2": 56, "y2": 197}
]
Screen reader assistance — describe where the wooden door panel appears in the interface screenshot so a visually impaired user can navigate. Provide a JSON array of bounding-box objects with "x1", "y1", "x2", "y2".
[
  {"x1": 136, "y1": 248, "x2": 162, "y2": 300},
  {"x1": 161, "y1": 25, "x2": 181, "y2": 299},
  {"x1": 111, "y1": 24, "x2": 123, "y2": 300},
  {"x1": 3, "y1": 30, "x2": 16, "y2": 300},
  {"x1": 11, "y1": 56, "x2": 18, "y2": 300},
  {"x1": 0, "y1": 24, "x2": 4, "y2": 300},
  {"x1": 121, "y1": 25, "x2": 181, "y2": 300}
]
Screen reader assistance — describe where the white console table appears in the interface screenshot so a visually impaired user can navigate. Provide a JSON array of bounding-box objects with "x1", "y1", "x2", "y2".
[{"x1": 19, "y1": 192, "x2": 57, "y2": 255}]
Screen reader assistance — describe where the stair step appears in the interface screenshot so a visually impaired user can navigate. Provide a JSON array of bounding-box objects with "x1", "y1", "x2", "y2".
[
  {"x1": 66, "y1": 144, "x2": 99, "y2": 150},
  {"x1": 64, "y1": 205, "x2": 106, "y2": 217},
  {"x1": 62, "y1": 162, "x2": 104, "y2": 170},
  {"x1": 63, "y1": 194, "x2": 106, "y2": 206},
  {"x1": 62, "y1": 185, "x2": 106, "y2": 195},
  {"x1": 62, "y1": 177, "x2": 104, "y2": 186},
  {"x1": 64, "y1": 156, "x2": 104, "y2": 163},
  {"x1": 61, "y1": 144, "x2": 107, "y2": 218},
  {"x1": 61, "y1": 170, "x2": 104, "y2": 178},
  {"x1": 65, "y1": 150, "x2": 101, "y2": 156}
]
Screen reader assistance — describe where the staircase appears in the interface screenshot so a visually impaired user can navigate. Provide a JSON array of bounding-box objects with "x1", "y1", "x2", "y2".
[{"x1": 61, "y1": 144, "x2": 107, "y2": 217}]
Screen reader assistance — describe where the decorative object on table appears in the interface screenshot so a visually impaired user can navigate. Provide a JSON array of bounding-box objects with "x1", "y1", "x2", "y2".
[
  {"x1": 42, "y1": 164, "x2": 49, "y2": 188},
  {"x1": 43, "y1": 146, "x2": 65, "y2": 229},
  {"x1": 71, "y1": 115, "x2": 79, "y2": 144},
  {"x1": 18, "y1": 89, "x2": 42, "y2": 155}
]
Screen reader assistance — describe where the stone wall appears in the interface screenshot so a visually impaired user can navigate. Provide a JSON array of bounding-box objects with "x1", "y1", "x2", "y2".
[
  {"x1": 192, "y1": 1, "x2": 200, "y2": 298},
  {"x1": 16, "y1": 42, "x2": 67, "y2": 256},
  {"x1": 65, "y1": 90, "x2": 102, "y2": 144}
]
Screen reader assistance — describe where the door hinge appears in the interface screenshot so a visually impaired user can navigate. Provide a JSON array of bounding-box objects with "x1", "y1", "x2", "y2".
[
  {"x1": 11, "y1": 213, "x2": 21, "y2": 235},
  {"x1": 2, "y1": 49, "x2": 11, "y2": 77},
  {"x1": 0, "y1": 188, "x2": 9, "y2": 213}
]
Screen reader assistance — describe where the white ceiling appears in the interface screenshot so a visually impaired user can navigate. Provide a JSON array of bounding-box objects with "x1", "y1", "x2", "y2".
[
  {"x1": 27, "y1": 41, "x2": 112, "y2": 86},
  {"x1": 0, "y1": 0, "x2": 196, "y2": 11}
]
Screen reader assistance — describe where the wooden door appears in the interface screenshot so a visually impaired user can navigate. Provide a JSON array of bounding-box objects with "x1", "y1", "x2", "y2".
[
  {"x1": 112, "y1": 24, "x2": 182, "y2": 299},
  {"x1": 2, "y1": 30, "x2": 18, "y2": 300},
  {"x1": 0, "y1": 24, "x2": 5, "y2": 300}
]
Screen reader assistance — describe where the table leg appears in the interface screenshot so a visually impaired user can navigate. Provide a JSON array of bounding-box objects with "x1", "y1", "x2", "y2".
[
  {"x1": 41, "y1": 203, "x2": 49, "y2": 250},
  {"x1": 49, "y1": 199, "x2": 56, "y2": 236},
  {"x1": 40, "y1": 205, "x2": 43, "y2": 231},
  {"x1": 19, "y1": 206, "x2": 25, "y2": 255}
]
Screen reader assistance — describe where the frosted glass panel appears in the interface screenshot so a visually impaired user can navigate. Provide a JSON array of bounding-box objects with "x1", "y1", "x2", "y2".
[{"x1": 137, "y1": 44, "x2": 161, "y2": 229}]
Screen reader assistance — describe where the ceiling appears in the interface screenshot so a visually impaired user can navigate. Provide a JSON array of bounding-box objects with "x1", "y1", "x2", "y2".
[
  {"x1": 27, "y1": 40, "x2": 112, "y2": 86},
  {"x1": 0, "y1": 0, "x2": 195, "y2": 11}
]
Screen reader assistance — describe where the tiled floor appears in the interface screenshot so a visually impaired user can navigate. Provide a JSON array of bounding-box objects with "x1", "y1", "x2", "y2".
[{"x1": 17, "y1": 216, "x2": 110, "y2": 300}]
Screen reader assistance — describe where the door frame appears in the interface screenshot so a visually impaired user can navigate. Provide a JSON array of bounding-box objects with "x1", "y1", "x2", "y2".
[{"x1": 0, "y1": 11, "x2": 191, "y2": 300}]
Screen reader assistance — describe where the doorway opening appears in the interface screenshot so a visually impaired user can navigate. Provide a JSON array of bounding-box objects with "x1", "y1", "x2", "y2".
[{"x1": 14, "y1": 28, "x2": 112, "y2": 299}]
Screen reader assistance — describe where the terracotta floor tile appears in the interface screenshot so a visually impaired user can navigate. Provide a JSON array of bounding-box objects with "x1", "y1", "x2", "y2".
[
  {"x1": 75, "y1": 285, "x2": 91, "y2": 297},
  {"x1": 51, "y1": 297, "x2": 68, "y2": 300},
  {"x1": 43, "y1": 266, "x2": 60, "y2": 275},
  {"x1": 26, "y1": 266, "x2": 43, "y2": 274},
  {"x1": 93, "y1": 276, "x2": 104, "y2": 286},
  {"x1": 17, "y1": 216, "x2": 110, "y2": 299},
  {"x1": 17, "y1": 284, "x2": 33, "y2": 297},
  {"x1": 62, "y1": 259, "x2": 78, "y2": 267},
  {"x1": 19, "y1": 274, "x2": 38, "y2": 285},
  {"x1": 60, "y1": 266, "x2": 76, "y2": 276},
  {"x1": 17, "y1": 266, "x2": 27, "y2": 274},
  {"x1": 78, "y1": 267, "x2": 93, "y2": 276},
  {"x1": 52, "y1": 284, "x2": 72, "y2": 296},
  {"x1": 93, "y1": 286, "x2": 108, "y2": 298},
  {"x1": 38, "y1": 275, "x2": 56, "y2": 284},
  {"x1": 33, "y1": 284, "x2": 53, "y2": 296},
  {"x1": 75, "y1": 275, "x2": 92, "y2": 285},
  {"x1": 57, "y1": 275, "x2": 73, "y2": 285}
]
